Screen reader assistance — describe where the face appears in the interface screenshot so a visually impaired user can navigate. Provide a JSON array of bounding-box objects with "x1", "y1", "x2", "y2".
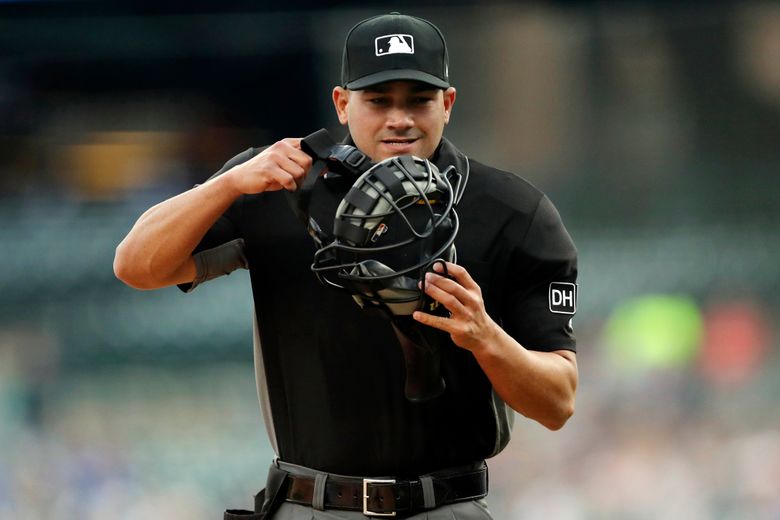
[{"x1": 332, "y1": 80, "x2": 456, "y2": 162}]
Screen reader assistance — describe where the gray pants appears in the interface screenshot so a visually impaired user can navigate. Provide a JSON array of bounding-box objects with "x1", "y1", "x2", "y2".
[{"x1": 271, "y1": 461, "x2": 494, "y2": 520}]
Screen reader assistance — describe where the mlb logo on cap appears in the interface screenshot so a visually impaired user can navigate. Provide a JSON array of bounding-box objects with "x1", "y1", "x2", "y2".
[{"x1": 376, "y1": 34, "x2": 414, "y2": 56}]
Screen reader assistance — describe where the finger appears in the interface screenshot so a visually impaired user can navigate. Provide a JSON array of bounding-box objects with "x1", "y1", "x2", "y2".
[
  {"x1": 289, "y1": 153, "x2": 313, "y2": 174},
  {"x1": 273, "y1": 140, "x2": 311, "y2": 171},
  {"x1": 270, "y1": 139, "x2": 303, "y2": 160},
  {"x1": 434, "y1": 261, "x2": 480, "y2": 292},
  {"x1": 277, "y1": 153, "x2": 307, "y2": 179},
  {"x1": 260, "y1": 144, "x2": 298, "y2": 172},
  {"x1": 260, "y1": 182, "x2": 284, "y2": 192},
  {"x1": 281, "y1": 137, "x2": 302, "y2": 149},
  {"x1": 425, "y1": 273, "x2": 475, "y2": 305},
  {"x1": 270, "y1": 168, "x2": 298, "y2": 192},
  {"x1": 279, "y1": 138, "x2": 309, "y2": 159},
  {"x1": 412, "y1": 310, "x2": 456, "y2": 333},
  {"x1": 283, "y1": 147, "x2": 313, "y2": 172},
  {"x1": 422, "y1": 274, "x2": 468, "y2": 314}
]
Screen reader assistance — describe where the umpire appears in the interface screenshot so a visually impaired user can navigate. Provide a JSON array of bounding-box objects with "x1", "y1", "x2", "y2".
[{"x1": 115, "y1": 11, "x2": 579, "y2": 520}]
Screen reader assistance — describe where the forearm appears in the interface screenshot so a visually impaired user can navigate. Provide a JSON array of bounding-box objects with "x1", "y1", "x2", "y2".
[
  {"x1": 471, "y1": 324, "x2": 578, "y2": 430},
  {"x1": 413, "y1": 262, "x2": 579, "y2": 430},
  {"x1": 114, "y1": 172, "x2": 241, "y2": 289},
  {"x1": 114, "y1": 138, "x2": 311, "y2": 290}
]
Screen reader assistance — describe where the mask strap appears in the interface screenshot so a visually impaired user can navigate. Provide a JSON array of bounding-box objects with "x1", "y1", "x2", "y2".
[
  {"x1": 285, "y1": 129, "x2": 334, "y2": 234},
  {"x1": 286, "y1": 129, "x2": 372, "y2": 246}
]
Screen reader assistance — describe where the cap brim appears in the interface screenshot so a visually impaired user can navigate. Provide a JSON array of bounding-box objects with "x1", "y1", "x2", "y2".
[{"x1": 345, "y1": 69, "x2": 450, "y2": 90}]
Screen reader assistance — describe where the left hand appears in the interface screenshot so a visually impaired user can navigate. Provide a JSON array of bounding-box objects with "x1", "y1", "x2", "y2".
[{"x1": 413, "y1": 261, "x2": 499, "y2": 352}]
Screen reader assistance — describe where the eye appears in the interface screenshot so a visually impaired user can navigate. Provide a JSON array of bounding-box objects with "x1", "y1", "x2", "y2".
[
  {"x1": 367, "y1": 97, "x2": 389, "y2": 106},
  {"x1": 412, "y1": 96, "x2": 434, "y2": 105}
]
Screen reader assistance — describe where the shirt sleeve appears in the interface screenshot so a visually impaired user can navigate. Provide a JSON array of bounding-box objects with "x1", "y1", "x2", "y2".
[
  {"x1": 177, "y1": 148, "x2": 257, "y2": 293},
  {"x1": 501, "y1": 194, "x2": 578, "y2": 352}
]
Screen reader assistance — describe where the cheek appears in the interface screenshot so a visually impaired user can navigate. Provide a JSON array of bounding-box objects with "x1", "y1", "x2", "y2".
[
  {"x1": 422, "y1": 112, "x2": 446, "y2": 138},
  {"x1": 347, "y1": 104, "x2": 371, "y2": 130},
  {"x1": 346, "y1": 113, "x2": 379, "y2": 158},
  {"x1": 349, "y1": 106, "x2": 386, "y2": 138}
]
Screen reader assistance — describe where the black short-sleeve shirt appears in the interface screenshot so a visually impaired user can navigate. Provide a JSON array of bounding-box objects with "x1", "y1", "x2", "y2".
[{"x1": 183, "y1": 137, "x2": 577, "y2": 476}]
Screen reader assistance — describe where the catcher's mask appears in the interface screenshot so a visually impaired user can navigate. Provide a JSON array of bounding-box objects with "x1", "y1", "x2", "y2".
[
  {"x1": 315, "y1": 154, "x2": 462, "y2": 316},
  {"x1": 288, "y1": 129, "x2": 467, "y2": 401},
  {"x1": 289, "y1": 129, "x2": 465, "y2": 318}
]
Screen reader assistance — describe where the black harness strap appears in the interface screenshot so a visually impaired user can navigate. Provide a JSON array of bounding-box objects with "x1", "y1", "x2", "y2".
[
  {"x1": 285, "y1": 129, "x2": 335, "y2": 230},
  {"x1": 373, "y1": 164, "x2": 407, "y2": 200},
  {"x1": 300, "y1": 128, "x2": 337, "y2": 159},
  {"x1": 333, "y1": 218, "x2": 371, "y2": 245},
  {"x1": 286, "y1": 129, "x2": 374, "y2": 246},
  {"x1": 343, "y1": 186, "x2": 376, "y2": 214}
]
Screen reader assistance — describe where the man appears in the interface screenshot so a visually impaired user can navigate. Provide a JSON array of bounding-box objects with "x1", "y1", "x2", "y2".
[{"x1": 114, "y1": 12, "x2": 578, "y2": 520}]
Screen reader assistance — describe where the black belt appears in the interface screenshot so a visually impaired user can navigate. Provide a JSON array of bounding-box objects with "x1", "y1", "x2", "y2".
[{"x1": 284, "y1": 461, "x2": 488, "y2": 518}]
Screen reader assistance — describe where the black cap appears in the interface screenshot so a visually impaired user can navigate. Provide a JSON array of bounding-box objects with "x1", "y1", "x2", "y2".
[{"x1": 341, "y1": 12, "x2": 450, "y2": 90}]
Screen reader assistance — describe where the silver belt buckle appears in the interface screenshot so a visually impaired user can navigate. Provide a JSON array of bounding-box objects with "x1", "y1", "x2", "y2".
[{"x1": 363, "y1": 478, "x2": 396, "y2": 517}]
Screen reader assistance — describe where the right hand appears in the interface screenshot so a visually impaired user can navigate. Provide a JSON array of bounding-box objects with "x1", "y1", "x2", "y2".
[{"x1": 227, "y1": 138, "x2": 313, "y2": 195}]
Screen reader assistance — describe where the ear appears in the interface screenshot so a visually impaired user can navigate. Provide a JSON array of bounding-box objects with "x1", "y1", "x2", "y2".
[
  {"x1": 442, "y1": 87, "x2": 457, "y2": 125},
  {"x1": 332, "y1": 87, "x2": 350, "y2": 125}
]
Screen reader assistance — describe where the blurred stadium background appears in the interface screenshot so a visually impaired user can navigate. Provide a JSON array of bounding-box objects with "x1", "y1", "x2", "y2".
[{"x1": 1, "y1": 1, "x2": 779, "y2": 519}]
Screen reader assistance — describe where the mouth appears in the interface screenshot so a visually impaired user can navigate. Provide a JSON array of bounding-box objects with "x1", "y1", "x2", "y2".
[{"x1": 380, "y1": 137, "x2": 419, "y2": 152}]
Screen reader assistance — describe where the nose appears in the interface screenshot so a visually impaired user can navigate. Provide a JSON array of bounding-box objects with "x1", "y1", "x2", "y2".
[{"x1": 386, "y1": 106, "x2": 414, "y2": 130}]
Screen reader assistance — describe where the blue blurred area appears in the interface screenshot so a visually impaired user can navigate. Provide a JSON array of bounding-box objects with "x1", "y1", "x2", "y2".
[{"x1": 1, "y1": 2, "x2": 779, "y2": 519}]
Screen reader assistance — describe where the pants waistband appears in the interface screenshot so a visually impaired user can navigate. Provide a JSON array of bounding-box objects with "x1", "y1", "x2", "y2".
[{"x1": 275, "y1": 459, "x2": 489, "y2": 518}]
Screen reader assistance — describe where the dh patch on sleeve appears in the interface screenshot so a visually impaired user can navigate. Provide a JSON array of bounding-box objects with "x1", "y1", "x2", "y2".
[{"x1": 549, "y1": 282, "x2": 577, "y2": 315}]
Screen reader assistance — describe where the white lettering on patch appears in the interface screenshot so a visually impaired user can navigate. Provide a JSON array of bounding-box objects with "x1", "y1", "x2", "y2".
[{"x1": 549, "y1": 282, "x2": 577, "y2": 314}]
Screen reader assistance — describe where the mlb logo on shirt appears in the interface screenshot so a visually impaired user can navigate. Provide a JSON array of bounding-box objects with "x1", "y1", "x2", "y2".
[
  {"x1": 375, "y1": 34, "x2": 414, "y2": 56},
  {"x1": 549, "y1": 282, "x2": 577, "y2": 314}
]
